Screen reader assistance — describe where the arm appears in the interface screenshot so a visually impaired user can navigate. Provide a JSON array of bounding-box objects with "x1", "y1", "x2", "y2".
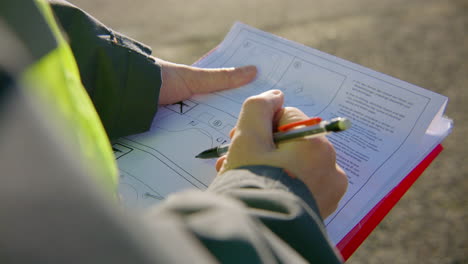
[
  {"x1": 145, "y1": 90, "x2": 347, "y2": 262},
  {"x1": 145, "y1": 166, "x2": 342, "y2": 263},
  {"x1": 2, "y1": 86, "x2": 344, "y2": 262},
  {"x1": 50, "y1": 0, "x2": 160, "y2": 139},
  {"x1": 49, "y1": 0, "x2": 256, "y2": 139},
  {"x1": 49, "y1": 2, "x2": 345, "y2": 260},
  {"x1": 208, "y1": 166, "x2": 341, "y2": 262}
]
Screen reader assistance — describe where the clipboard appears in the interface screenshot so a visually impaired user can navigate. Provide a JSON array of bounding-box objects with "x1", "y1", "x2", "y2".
[{"x1": 336, "y1": 144, "x2": 444, "y2": 260}]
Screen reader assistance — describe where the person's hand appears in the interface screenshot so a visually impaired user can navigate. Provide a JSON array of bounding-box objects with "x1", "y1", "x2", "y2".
[
  {"x1": 215, "y1": 90, "x2": 348, "y2": 218},
  {"x1": 155, "y1": 59, "x2": 257, "y2": 105}
]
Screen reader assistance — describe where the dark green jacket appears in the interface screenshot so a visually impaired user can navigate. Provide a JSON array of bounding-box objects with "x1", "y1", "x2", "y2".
[
  {"x1": 0, "y1": 0, "x2": 342, "y2": 263},
  {"x1": 51, "y1": 0, "x2": 161, "y2": 140}
]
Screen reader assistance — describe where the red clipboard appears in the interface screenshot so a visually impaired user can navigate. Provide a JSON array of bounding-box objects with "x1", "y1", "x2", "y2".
[{"x1": 336, "y1": 144, "x2": 444, "y2": 260}]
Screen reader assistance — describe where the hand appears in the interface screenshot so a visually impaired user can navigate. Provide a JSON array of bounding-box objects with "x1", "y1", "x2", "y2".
[
  {"x1": 216, "y1": 90, "x2": 348, "y2": 218},
  {"x1": 155, "y1": 59, "x2": 257, "y2": 105}
]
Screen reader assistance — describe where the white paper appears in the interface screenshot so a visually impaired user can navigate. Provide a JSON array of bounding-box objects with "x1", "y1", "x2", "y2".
[{"x1": 114, "y1": 23, "x2": 451, "y2": 244}]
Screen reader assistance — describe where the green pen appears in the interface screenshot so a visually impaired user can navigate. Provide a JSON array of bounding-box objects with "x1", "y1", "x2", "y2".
[{"x1": 195, "y1": 117, "x2": 351, "y2": 159}]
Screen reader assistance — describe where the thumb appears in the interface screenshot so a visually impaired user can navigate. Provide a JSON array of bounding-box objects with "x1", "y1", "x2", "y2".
[
  {"x1": 231, "y1": 90, "x2": 284, "y2": 152},
  {"x1": 277, "y1": 106, "x2": 310, "y2": 127}
]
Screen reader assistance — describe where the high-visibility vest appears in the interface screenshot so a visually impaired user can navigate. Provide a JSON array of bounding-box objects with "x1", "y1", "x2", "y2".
[{"x1": 3, "y1": 0, "x2": 118, "y2": 195}]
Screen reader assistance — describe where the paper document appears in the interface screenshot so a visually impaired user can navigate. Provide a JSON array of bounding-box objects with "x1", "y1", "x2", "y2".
[{"x1": 114, "y1": 22, "x2": 451, "y2": 245}]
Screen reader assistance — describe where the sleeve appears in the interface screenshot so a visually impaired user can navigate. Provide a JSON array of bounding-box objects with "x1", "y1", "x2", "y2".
[
  {"x1": 145, "y1": 165, "x2": 343, "y2": 263},
  {"x1": 49, "y1": 0, "x2": 162, "y2": 139}
]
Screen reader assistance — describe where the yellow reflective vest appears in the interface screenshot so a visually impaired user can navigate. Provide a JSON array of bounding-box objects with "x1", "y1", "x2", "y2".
[{"x1": 12, "y1": 0, "x2": 118, "y2": 194}]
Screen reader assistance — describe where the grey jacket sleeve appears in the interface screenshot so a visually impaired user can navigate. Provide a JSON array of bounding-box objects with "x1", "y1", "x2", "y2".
[
  {"x1": 46, "y1": 2, "x2": 342, "y2": 262},
  {"x1": 49, "y1": 0, "x2": 162, "y2": 139},
  {"x1": 1, "y1": 76, "x2": 342, "y2": 263},
  {"x1": 146, "y1": 165, "x2": 343, "y2": 263}
]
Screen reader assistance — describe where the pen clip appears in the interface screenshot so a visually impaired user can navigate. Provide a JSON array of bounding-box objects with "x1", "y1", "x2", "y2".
[{"x1": 277, "y1": 117, "x2": 322, "y2": 132}]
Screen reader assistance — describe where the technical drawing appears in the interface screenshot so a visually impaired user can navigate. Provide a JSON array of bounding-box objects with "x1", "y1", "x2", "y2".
[
  {"x1": 273, "y1": 58, "x2": 346, "y2": 116},
  {"x1": 238, "y1": 41, "x2": 282, "y2": 87},
  {"x1": 205, "y1": 39, "x2": 346, "y2": 115},
  {"x1": 115, "y1": 27, "x2": 344, "y2": 210},
  {"x1": 112, "y1": 143, "x2": 133, "y2": 159},
  {"x1": 118, "y1": 170, "x2": 164, "y2": 209},
  {"x1": 116, "y1": 42, "x2": 345, "y2": 210},
  {"x1": 165, "y1": 100, "x2": 198, "y2": 114},
  {"x1": 115, "y1": 102, "x2": 237, "y2": 209},
  {"x1": 113, "y1": 23, "x2": 446, "y2": 247},
  {"x1": 215, "y1": 39, "x2": 292, "y2": 104}
]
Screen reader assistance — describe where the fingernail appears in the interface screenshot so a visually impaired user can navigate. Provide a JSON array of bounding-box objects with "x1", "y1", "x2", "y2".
[
  {"x1": 232, "y1": 65, "x2": 257, "y2": 86},
  {"x1": 271, "y1": 90, "x2": 281, "y2": 95},
  {"x1": 241, "y1": 65, "x2": 257, "y2": 74},
  {"x1": 263, "y1": 89, "x2": 282, "y2": 96},
  {"x1": 236, "y1": 65, "x2": 257, "y2": 78}
]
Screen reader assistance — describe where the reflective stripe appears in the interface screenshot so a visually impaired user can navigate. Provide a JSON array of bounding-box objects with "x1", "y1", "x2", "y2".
[{"x1": 19, "y1": 0, "x2": 118, "y2": 194}]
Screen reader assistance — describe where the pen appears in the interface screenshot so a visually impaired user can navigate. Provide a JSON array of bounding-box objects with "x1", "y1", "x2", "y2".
[{"x1": 195, "y1": 117, "x2": 351, "y2": 159}]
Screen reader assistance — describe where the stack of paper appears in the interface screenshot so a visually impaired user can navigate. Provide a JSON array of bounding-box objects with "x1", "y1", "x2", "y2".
[{"x1": 113, "y1": 22, "x2": 452, "y2": 258}]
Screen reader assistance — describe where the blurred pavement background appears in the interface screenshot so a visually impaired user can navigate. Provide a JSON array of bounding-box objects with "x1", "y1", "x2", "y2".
[{"x1": 70, "y1": 0, "x2": 467, "y2": 262}]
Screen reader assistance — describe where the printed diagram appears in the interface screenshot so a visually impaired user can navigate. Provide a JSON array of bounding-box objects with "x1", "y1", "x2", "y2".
[
  {"x1": 215, "y1": 39, "x2": 291, "y2": 104},
  {"x1": 115, "y1": 31, "x2": 346, "y2": 210},
  {"x1": 115, "y1": 101, "x2": 236, "y2": 209},
  {"x1": 237, "y1": 40, "x2": 283, "y2": 88},
  {"x1": 113, "y1": 144, "x2": 165, "y2": 209},
  {"x1": 273, "y1": 58, "x2": 346, "y2": 116},
  {"x1": 208, "y1": 39, "x2": 345, "y2": 117},
  {"x1": 112, "y1": 22, "x2": 446, "y2": 245},
  {"x1": 113, "y1": 143, "x2": 133, "y2": 159},
  {"x1": 118, "y1": 169, "x2": 165, "y2": 209},
  {"x1": 166, "y1": 100, "x2": 198, "y2": 115}
]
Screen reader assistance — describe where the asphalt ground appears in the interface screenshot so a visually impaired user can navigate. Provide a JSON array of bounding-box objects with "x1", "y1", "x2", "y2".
[{"x1": 70, "y1": 0, "x2": 467, "y2": 262}]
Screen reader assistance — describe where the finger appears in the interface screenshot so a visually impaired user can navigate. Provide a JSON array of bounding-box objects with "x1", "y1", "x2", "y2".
[
  {"x1": 229, "y1": 127, "x2": 236, "y2": 139},
  {"x1": 233, "y1": 90, "x2": 284, "y2": 151},
  {"x1": 187, "y1": 65, "x2": 257, "y2": 94},
  {"x1": 277, "y1": 106, "x2": 309, "y2": 127},
  {"x1": 215, "y1": 156, "x2": 226, "y2": 172},
  {"x1": 272, "y1": 107, "x2": 285, "y2": 131}
]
